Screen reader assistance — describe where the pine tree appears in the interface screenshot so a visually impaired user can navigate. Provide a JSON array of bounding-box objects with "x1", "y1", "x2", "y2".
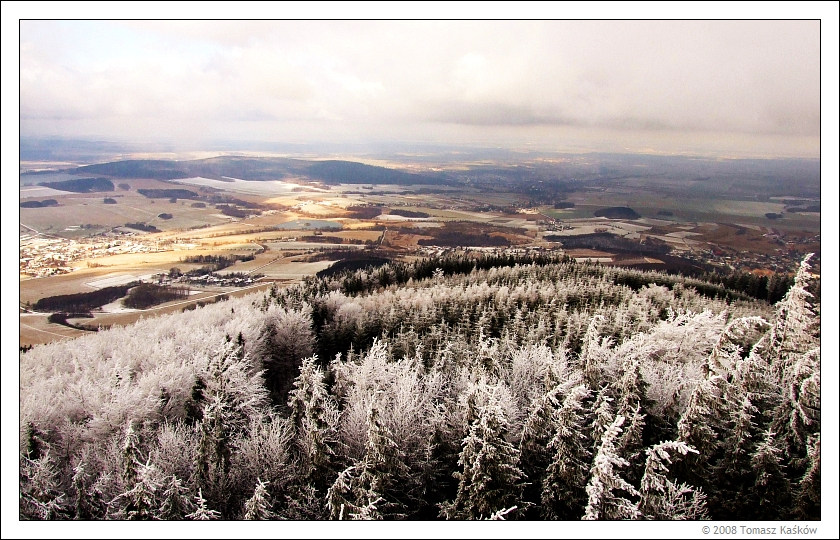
[
  {"x1": 753, "y1": 254, "x2": 817, "y2": 382},
  {"x1": 579, "y1": 315, "x2": 609, "y2": 389},
  {"x1": 327, "y1": 464, "x2": 379, "y2": 520},
  {"x1": 192, "y1": 338, "x2": 269, "y2": 516},
  {"x1": 707, "y1": 316, "x2": 769, "y2": 378},
  {"x1": 193, "y1": 395, "x2": 233, "y2": 509},
  {"x1": 638, "y1": 441, "x2": 708, "y2": 520},
  {"x1": 121, "y1": 420, "x2": 143, "y2": 488},
  {"x1": 583, "y1": 415, "x2": 640, "y2": 520},
  {"x1": 20, "y1": 450, "x2": 69, "y2": 520},
  {"x1": 356, "y1": 402, "x2": 412, "y2": 518},
  {"x1": 541, "y1": 384, "x2": 592, "y2": 519},
  {"x1": 71, "y1": 458, "x2": 106, "y2": 520},
  {"x1": 590, "y1": 388, "x2": 615, "y2": 450},
  {"x1": 114, "y1": 458, "x2": 162, "y2": 520},
  {"x1": 518, "y1": 384, "x2": 563, "y2": 516},
  {"x1": 676, "y1": 375, "x2": 729, "y2": 490},
  {"x1": 750, "y1": 429, "x2": 792, "y2": 520},
  {"x1": 186, "y1": 488, "x2": 221, "y2": 520},
  {"x1": 158, "y1": 474, "x2": 192, "y2": 520},
  {"x1": 615, "y1": 404, "x2": 646, "y2": 486},
  {"x1": 287, "y1": 355, "x2": 341, "y2": 492},
  {"x1": 255, "y1": 305, "x2": 315, "y2": 408},
  {"x1": 793, "y1": 433, "x2": 820, "y2": 519},
  {"x1": 325, "y1": 401, "x2": 411, "y2": 520},
  {"x1": 711, "y1": 393, "x2": 759, "y2": 518},
  {"x1": 443, "y1": 384, "x2": 526, "y2": 520},
  {"x1": 771, "y1": 347, "x2": 820, "y2": 467},
  {"x1": 243, "y1": 478, "x2": 275, "y2": 520}
]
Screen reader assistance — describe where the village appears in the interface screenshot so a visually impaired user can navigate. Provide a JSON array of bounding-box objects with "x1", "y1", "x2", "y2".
[{"x1": 19, "y1": 232, "x2": 172, "y2": 278}]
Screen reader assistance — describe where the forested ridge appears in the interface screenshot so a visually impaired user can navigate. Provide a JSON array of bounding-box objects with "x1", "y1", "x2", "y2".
[{"x1": 19, "y1": 254, "x2": 820, "y2": 521}]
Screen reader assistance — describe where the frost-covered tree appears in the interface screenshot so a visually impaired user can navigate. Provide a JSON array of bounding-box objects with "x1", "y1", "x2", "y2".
[
  {"x1": 794, "y1": 434, "x2": 820, "y2": 519},
  {"x1": 750, "y1": 429, "x2": 792, "y2": 520},
  {"x1": 327, "y1": 464, "x2": 382, "y2": 520},
  {"x1": 121, "y1": 421, "x2": 143, "y2": 489},
  {"x1": 753, "y1": 254, "x2": 818, "y2": 381},
  {"x1": 325, "y1": 401, "x2": 411, "y2": 519},
  {"x1": 192, "y1": 338, "x2": 269, "y2": 516},
  {"x1": 518, "y1": 383, "x2": 564, "y2": 516},
  {"x1": 578, "y1": 315, "x2": 611, "y2": 389},
  {"x1": 243, "y1": 478, "x2": 275, "y2": 520},
  {"x1": 541, "y1": 384, "x2": 592, "y2": 519},
  {"x1": 771, "y1": 347, "x2": 820, "y2": 466},
  {"x1": 253, "y1": 305, "x2": 315, "y2": 407},
  {"x1": 71, "y1": 456, "x2": 106, "y2": 520},
  {"x1": 20, "y1": 450, "x2": 69, "y2": 520},
  {"x1": 113, "y1": 458, "x2": 162, "y2": 520},
  {"x1": 638, "y1": 441, "x2": 707, "y2": 520},
  {"x1": 583, "y1": 415, "x2": 640, "y2": 520},
  {"x1": 710, "y1": 392, "x2": 759, "y2": 518},
  {"x1": 676, "y1": 375, "x2": 729, "y2": 489},
  {"x1": 707, "y1": 316, "x2": 769, "y2": 378},
  {"x1": 443, "y1": 383, "x2": 526, "y2": 520},
  {"x1": 287, "y1": 355, "x2": 341, "y2": 492},
  {"x1": 158, "y1": 474, "x2": 192, "y2": 520},
  {"x1": 590, "y1": 388, "x2": 615, "y2": 450},
  {"x1": 186, "y1": 489, "x2": 221, "y2": 520}
]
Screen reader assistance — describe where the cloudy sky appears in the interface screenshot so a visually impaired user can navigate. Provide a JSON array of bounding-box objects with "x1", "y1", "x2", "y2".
[{"x1": 12, "y1": 15, "x2": 828, "y2": 157}]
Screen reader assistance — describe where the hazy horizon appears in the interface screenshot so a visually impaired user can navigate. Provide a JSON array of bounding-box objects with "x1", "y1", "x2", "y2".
[{"x1": 15, "y1": 18, "x2": 824, "y2": 159}]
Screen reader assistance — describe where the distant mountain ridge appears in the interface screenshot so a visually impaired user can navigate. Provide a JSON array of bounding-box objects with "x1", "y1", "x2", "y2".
[{"x1": 58, "y1": 156, "x2": 450, "y2": 185}]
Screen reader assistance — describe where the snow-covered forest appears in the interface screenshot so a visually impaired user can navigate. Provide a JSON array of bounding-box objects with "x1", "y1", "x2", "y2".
[{"x1": 19, "y1": 253, "x2": 820, "y2": 521}]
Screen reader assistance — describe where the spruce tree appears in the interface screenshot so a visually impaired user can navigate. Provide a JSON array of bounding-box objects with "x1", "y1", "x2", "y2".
[
  {"x1": 443, "y1": 384, "x2": 526, "y2": 520},
  {"x1": 541, "y1": 384, "x2": 592, "y2": 519},
  {"x1": 158, "y1": 474, "x2": 192, "y2": 520},
  {"x1": 115, "y1": 458, "x2": 162, "y2": 520},
  {"x1": 186, "y1": 489, "x2": 220, "y2": 520},
  {"x1": 750, "y1": 429, "x2": 792, "y2": 520},
  {"x1": 638, "y1": 441, "x2": 708, "y2": 520},
  {"x1": 243, "y1": 478, "x2": 274, "y2": 520},
  {"x1": 583, "y1": 415, "x2": 640, "y2": 520},
  {"x1": 20, "y1": 450, "x2": 69, "y2": 520},
  {"x1": 287, "y1": 355, "x2": 341, "y2": 493}
]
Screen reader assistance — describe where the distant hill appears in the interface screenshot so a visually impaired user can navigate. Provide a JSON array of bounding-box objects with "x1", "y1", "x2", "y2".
[
  {"x1": 72, "y1": 160, "x2": 190, "y2": 180},
  {"x1": 305, "y1": 160, "x2": 444, "y2": 185},
  {"x1": 59, "y1": 156, "x2": 451, "y2": 185},
  {"x1": 593, "y1": 206, "x2": 641, "y2": 219}
]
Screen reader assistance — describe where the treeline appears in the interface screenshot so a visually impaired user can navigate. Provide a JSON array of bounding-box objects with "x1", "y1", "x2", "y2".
[
  {"x1": 32, "y1": 282, "x2": 140, "y2": 312},
  {"x1": 19, "y1": 254, "x2": 819, "y2": 522},
  {"x1": 39, "y1": 177, "x2": 114, "y2": 193},
  {"x1": 418, "y1": 228, "x2": 511, "y2": 248},
  {"x1": 181, "y1": 254, "x2": 255, "y2": 274},
  {"x1": 345, "y1": 205, "x2": 384, "y2": 219},
  {"x1": 46, "y1": 313, "x2": 97, "y2": 332},
  {"x1": 316, "y1": 257, "x2": 392, "y2": 279},
  {"x1": 546, "y1": 232, "x2": 672, "y2": 256},
  {"x1": 593, "y1": 206, "x2": 641, "y2": 219},
  {"x1": 389, "y1": 208, "x2": 431, "y2": 219},
  {"x1": 122, "y1": 284, "x2": 190, "y2": 309},
  {"x1": 699, "y1": 270, "x2": 796, "y2": 304},
  {"x1": 215, "y1": 205, "x2": 249, "y2": 218},
  {"x1": 137, "y1": 188, "x2": 200, "y2": 200},
  {"x1": 124, "y1": 222, "x2": 160, "y2": 233},
  {"x1": 20, "y1": 199, "x2": 59, "y2": 208}
]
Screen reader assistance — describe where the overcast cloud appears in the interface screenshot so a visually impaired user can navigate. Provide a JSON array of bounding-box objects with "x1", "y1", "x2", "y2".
[{"x1": 17, "y1": 19, "x2": 823, "y2": 157}]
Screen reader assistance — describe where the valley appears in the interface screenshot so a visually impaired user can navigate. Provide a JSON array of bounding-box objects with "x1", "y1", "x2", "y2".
[{"x1": 19, "y1": 152, "x2": 821, "y2": 347}]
